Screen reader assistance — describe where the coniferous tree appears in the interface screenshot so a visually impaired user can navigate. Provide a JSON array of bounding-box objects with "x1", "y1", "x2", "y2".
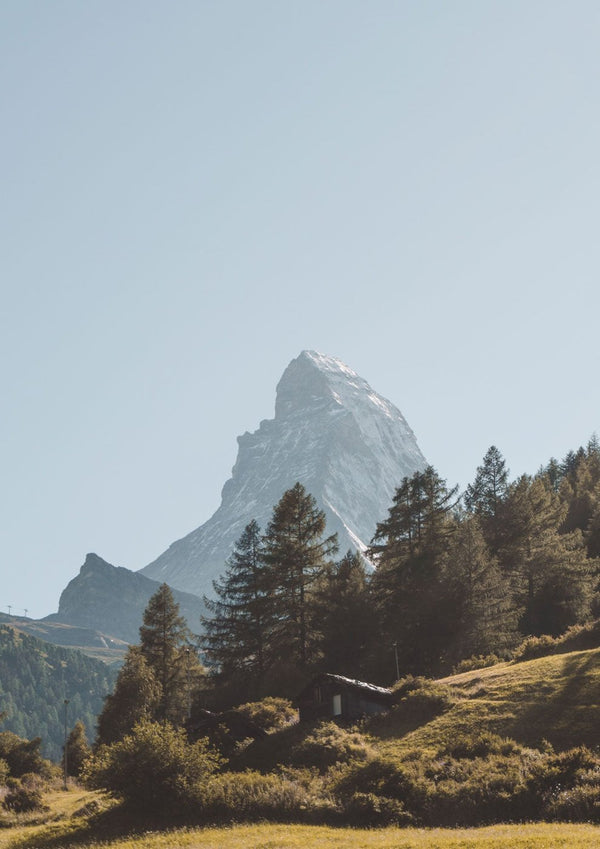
[
  {"x1": 442, "y1": 515, "x2": 518, "y2": 662},
  {"x1": 540, "y1": 457, "x2": 562, "y2": 492},
  {"x1": 312, "y1": 550, "x2": 373, "y2": 679},
  {"x1": 368, "y1": 466, "x2": 459, "y2": 678},
  {"x1": 96, "y1": 647, "x2": 161, "y2": 745},
  {"x1": 464, "y1": 446, "x2": 510, "y2": 552},
  {"x1": 62, "y1": 719, "x2": 91, "y2": 777},
  {"x1": 139, "y1": 583, "x2": 203, "y2": 725},
  {"x1": 262, "y1": 483, "x2": 338, "y2": 670},
  {"x1": 559, "y1": 442, "x2": 600, "y2": 552},
  {"x1": 500, "y1": 476, "x2": 594, "y2": 636},
  {"x1": 202, "y1": 520, "x2": 272, "y2": 698},
  {"x1": 97, "y1": 586, "x2": 204, "y2": 743}
]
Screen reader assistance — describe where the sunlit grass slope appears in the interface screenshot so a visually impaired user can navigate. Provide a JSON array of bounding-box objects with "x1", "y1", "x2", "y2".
[
  {"x1": 370, "y1": 647, "x2": 600, "y2": 757},
  {"x1": 3, "y1": 818, "x2": 600, "y2": 849}
]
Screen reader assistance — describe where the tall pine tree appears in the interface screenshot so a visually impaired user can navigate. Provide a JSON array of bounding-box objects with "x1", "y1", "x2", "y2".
[
  {"x1": 202, "y1": 520, "x2": 272, "y2": 699},
  {"x1": 311, "y1": 550, "x2": 373, "y2": 680},
  {"x1": 464, "y1": 446, "x2": 510, "y2": 552},
  {"x1": 262, "y1": 483, "x2": 338, "y2": 670},
  {"x1": 442, "y1": 515, "x2": 518, "y2": 663},
  {"x1": 500, "y1": 476, "x2": 594, "y2": 636},
  {"x1": 368, "y1": 467, "x2": 459, "y2": 678}
]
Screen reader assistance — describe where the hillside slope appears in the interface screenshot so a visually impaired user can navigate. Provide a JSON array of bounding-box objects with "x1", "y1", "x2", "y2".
[
  {"x1": 0, "y1": 624, "x2": 116, "y2": 761},
  {"x1": 369, "y1": 648, "x2": 600, "y2": 756}
]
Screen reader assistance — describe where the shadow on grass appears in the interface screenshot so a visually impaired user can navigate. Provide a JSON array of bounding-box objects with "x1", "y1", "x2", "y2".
[
  {"x1": 364, "y1": 698, "x2": 452, "y2": 742},
  {"x1": 505, "y1": 651, "x2": 600, "y2": 750},
  {"x1": 4, "y1": 804, "x2": 209, "y2": 849}
]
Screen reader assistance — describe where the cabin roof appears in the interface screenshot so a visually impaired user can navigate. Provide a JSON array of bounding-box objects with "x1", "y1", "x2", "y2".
[{"x1": 297, "y1": 672, "x2": 393, "y2": 703}]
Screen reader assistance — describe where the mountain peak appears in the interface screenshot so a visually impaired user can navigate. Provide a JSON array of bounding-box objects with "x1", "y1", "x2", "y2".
[{"x1": 141, "y1": 353, "x2": 427, "y2": 598}]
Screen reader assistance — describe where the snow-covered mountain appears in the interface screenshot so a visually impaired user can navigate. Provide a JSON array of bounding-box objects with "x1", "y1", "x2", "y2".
[{"x1": 140, "y1": 350, "x2": 427, "y2": 598}]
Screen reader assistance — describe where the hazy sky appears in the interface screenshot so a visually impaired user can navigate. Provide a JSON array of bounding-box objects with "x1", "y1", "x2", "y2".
[{"x1": 2, "y1": 1, "x2": 599, "y2": 618}]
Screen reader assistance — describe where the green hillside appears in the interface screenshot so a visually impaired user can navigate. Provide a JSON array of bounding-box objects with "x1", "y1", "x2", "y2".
[
  {"x1": 0, "y1": 625, "x2": 116, "y2": 761},
  {"x1": 227, "y1": 647, "x2": 600, "y2": 827},
  {"x1": 370, "y1": 647, "x2": 600, "y2": 758}
]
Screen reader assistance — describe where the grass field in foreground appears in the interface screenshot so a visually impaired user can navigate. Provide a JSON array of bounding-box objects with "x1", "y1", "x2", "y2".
[{"x1": 3, "y1": 821, "x2": 600, "y2": 849}]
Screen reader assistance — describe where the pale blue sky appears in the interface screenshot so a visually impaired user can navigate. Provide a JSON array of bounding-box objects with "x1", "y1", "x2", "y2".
[{"x1": 2, "y1": 1, "x2": 599, "y2": 618}]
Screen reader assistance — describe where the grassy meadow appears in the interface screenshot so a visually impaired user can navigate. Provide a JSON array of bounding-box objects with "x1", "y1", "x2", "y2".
[{"x1": 2, "y1": 802, "x2": 600, "y2": 849}]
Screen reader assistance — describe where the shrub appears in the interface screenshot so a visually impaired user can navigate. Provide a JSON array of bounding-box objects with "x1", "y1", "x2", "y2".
[
  {"x1": 82, "y1": 720, "x2": 221, "y2": 815},
  {"x1": 236, "y1": 697, "x2": 297, "y2": 732},
  {"x1": 0, "y1": 732, "x2": 52, "y2": 779},
  {"x1": 389, "y1": 678, "x2": 454, "y2": 724},
  {"x1": 391, "y1": 675, "x2": 430, "y2": 697},
  {"x1": 291, "y1": 722, "x2": 373, "y2": 771},
  {"x1": 438, "y1": 732, "x2": 520, "y2": 760},
  {"x1": 527, "y1": 746, "x2": 600, "y2": 795},
  {"x1": 3, "y1": 777, "x2": 44, "y2": 813},
  {"x1": 343, "y1": 791, "x2": 413, "y2": 826},
  {"x1": 452, "y1": 654, "x2": 502, "y2": 673},
  {"x1": 203, "y1": 769, "x2": 333, "y2": 823},
  {"x1": 335, "y1": 755, "x2": 417, "y2": 804},
  {"x1": 544, "y1": 783, "x2": 600, "y2": 822},
  {"x1": 513, "y1": 621, "x2": 600, "y2": 662},
  {"x1": 513, "y1": 634, "x2": 557, "y2": 661}
]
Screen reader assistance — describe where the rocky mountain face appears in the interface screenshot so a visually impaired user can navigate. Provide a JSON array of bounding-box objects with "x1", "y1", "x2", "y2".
[
  {"x1": 141, "y1": 350, "x2": 427, "y2": 598},
  {"x1": 44, "y1": 553, "x2": 206, "y2": 643}
]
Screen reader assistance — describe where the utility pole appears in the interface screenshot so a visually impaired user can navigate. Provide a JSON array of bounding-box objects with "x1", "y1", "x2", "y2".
[
  {"x1": 185, "y1": 647, "x2": 191, "y2": 720},
  {"x1": 63, "y1": 699, "x2": 69, "y2": 790},
  {"x1": 7, "y1": 605, "x2": 11, "y2": 616},
  {"x1": 393, "y1": 641, "x2": 400, "y2": 682}
]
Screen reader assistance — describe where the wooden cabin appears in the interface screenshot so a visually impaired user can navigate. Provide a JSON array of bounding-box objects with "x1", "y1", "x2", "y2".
[{"x1": 296, "y1": 673, "x2": 394, "y2": 722}]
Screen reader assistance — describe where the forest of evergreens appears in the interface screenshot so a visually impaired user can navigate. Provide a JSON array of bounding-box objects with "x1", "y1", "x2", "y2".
[
  {"x1": 0, "y1": 627, "x2": 115, "y2": 760},
  {"x1": 200, "y1": 439, "x2": 600, "y2": 704}
]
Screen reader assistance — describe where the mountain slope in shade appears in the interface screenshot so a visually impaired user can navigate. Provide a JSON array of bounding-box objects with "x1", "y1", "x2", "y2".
[
  {"x1": 44, "y1": 553, "x2": 206, "y2": 643},
  {"x1": 140, "y1": 350, "x2": 427, "y2": 599}
]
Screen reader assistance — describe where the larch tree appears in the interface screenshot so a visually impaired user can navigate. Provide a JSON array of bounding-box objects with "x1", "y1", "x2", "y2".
[
  {"x1": 139, "y1": 583, "x2": 203, "y2": 725},
  {"x1": 262, "y1": 482, "x2": 338, "y2": 669}
]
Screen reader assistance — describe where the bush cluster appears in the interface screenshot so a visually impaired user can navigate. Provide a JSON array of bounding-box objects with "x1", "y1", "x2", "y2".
[
  {"x1": 3, "y1": 774, "x2": 45, "y2": 813},
  {"x1": 512, "y1": 620, "x2": 600, "y2": 661},
  {"x1": 290, "y1": 722, "x2": 373, "y2": 771},
  {"x1": 235, "y1": 697, "x2": 297, "y2": 732},
  {"x1": 81, "y1": 718, "x2": 600, "y2": 828},
  {"x1": 452, "y1": 653, "x2": 503, "y2": 673},
  {"x1": 333, "y1": 734, "x2": 600, "y2": 826},
  {"x1": 203, "y1": 769, "x2": 335, "y2": 823},
  {"x1": 82, "y1": 720, "x2": 221, "y2": 816}
]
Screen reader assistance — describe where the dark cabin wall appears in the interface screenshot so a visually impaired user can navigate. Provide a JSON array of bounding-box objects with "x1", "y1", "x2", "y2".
[{"x1": 298, "y1": 679, "x2": 391, "y2": 722}]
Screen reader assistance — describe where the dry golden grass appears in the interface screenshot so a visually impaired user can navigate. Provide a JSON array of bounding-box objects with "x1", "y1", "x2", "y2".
[{"x1": 3, "y1": 819, "x2": 600, "y2": 849}]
